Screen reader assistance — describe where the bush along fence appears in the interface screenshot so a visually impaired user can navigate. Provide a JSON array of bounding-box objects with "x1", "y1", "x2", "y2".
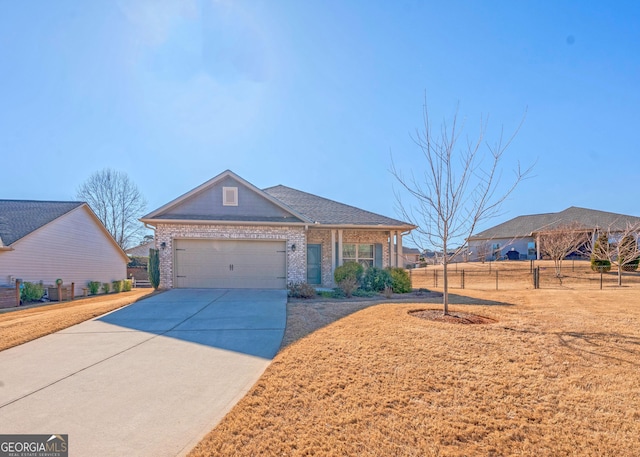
[
  {"x1": 409, "y1": 260, "x2": 640, "y2": 291},
  {"x1": 0, "y1": 278, "x2": 135, "y2": 309}
]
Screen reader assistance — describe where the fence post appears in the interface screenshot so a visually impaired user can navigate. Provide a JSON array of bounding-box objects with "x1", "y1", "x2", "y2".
[
  {"x1": 71, "y1": 282, "x2": 75, "y2": 301},
  {"x1": 434, "y1": 270, "x2": 438, "y2": 288},
  {"x1": 15, "y1": 279, "x2": 21, "y2": 307},
  {"x1": 461, "y1": 270, "x2": 465, "y2": 289}
]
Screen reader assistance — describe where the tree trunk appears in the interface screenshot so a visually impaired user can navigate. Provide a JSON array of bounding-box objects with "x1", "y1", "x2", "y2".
[
  {"x1": 443, "y1": 256, "x2": 449, "y2": 315},
  {"x1": 618, "y1": 263, "x2": 622, "y2": 286}
]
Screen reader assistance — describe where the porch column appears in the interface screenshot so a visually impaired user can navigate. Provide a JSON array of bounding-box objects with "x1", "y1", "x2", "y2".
[
  {"x1": 337, "y1": 229, "x2": 343, "y2": 266},
  {"x1": 331, "y1": 229, "x2": 336, "y2": 275},
  {"x1": 397, "y1": 231, "x2": 403, "y2": 268},
  {"x1": 390, "y1": 232, "x2": 396, "y2": 267},
  {"x1": 536, "y1": 234, "x2": 541, "y2": 260}
]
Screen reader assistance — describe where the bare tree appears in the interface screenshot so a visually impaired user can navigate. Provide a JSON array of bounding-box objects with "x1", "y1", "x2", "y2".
[
  {"x1": 538, "y1": 222, "x2": 590, "y2": 278},
  {"x1": 391, "y1": 101, "x2": 532, "y2": 314},
  {"x1": 586, "y1": 222, "x2": 640, "y2": 286},
  {"x1": 77, "y1": 169, "x2": 147, "y2": 249}
]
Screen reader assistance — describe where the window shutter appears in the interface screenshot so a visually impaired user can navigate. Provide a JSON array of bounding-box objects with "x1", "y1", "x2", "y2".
[{"x1": 375, "y1": 244, "x2": 383, "y2": 268}]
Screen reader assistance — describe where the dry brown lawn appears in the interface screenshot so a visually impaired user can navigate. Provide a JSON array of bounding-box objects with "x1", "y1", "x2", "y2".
[
  {"x1": 189, "y1": 285, "x2": 640, "y2": 457},
  {"x1": 0, "y1": 289, "x2": 156, "y2": 351}
]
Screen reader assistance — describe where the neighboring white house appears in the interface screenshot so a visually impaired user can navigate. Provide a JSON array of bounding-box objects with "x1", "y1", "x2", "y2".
[
  {"x1": 140, "y1": 170, "x2": 415, "y2": 290},
  {"x1": 467, "y1": 206, "x2": 640, "y2": 261},
  {"x1": 0, "y1": 200, "x2": 129, "y2": 295}
]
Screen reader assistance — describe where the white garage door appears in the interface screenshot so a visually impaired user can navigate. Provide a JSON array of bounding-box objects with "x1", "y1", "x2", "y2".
[{"x1": 174, "y1": 239, "x2": 287, "y2": 289}]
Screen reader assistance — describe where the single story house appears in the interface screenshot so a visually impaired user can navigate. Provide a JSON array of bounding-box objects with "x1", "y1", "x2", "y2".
[
  {"x1": 467, "y1": 206, "x2": 640, "y2": 261},
  {"x1": 140, "y1": 170, "x2": 415, "y2": 289},
  {"x1": 399, "y1": 246, "x2": 422, "y2": 267},
  {"x1": 0, "y1": 200, "x2": 129, "y2": 298},
  {"x1": 125, "y1": 240, "x2": 155, "y2": 258}
]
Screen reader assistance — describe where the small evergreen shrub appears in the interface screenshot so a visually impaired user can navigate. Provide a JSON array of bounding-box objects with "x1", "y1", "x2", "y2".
[
  {"x1": 288, "y1": 282, "x2": 316, "y2": 298},
  {"x1": 20, "y1": 281, "x2": 45, "y2": 303},
  {"x1": 591, "y1": 234, "x2": 611, "y2": 272},
  {"x1": 388, "y1": 267, "x2": 412, "y2": 293},
  {"x1": 622, "y1": 257, "x2": 640, "y2": 272},
  {"x1": 352, "y1": 288, "x2": 377, "y2": 297},
  {"x1": 334, "y1": 261, "x2": 364, "y2": 285},
  {"x1": 87, "y1": 281, "x2": 101, "y2": 295},
  {"x1": 122, "y1": 279, "x2": 132, "y2": 292},
  {"x1": 112, "y1": 280, "x2": 123, "y2": 293},
  {"x1": 361, "y1": 267, "x2": 392, "y2": 292},
  {"x1": 102, "y1": 282, "x2": 111, "y2": 294}
]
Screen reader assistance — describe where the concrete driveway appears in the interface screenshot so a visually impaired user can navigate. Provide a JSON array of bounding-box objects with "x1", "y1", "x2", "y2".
[{"x1": 0, "y1": 289, "x2": 286, "y2": 456}]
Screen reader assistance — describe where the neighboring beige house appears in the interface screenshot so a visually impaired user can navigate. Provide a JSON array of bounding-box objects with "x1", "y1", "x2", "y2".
[
  {"x1": 400, "y1": 246, "x2": 421, "y2": 267},
  {"x1": 140, "y1": 170, "x2": 415, "y2": 289},
  {"x1": 0, "y1": 200, "x2": 128, "y2": 295},
  {"x1": 468, "y1": 206, "x2": 640, "y2": 261}
]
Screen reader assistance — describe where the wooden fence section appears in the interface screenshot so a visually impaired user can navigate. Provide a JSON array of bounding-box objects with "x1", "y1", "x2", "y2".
[{"x1": 409, "y1": 260, "x2": 640, "y2": 291}]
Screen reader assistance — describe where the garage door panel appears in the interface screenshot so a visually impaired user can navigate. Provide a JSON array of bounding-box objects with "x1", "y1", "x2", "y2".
[{"x1": 174, "y1": 239, "x2": 286, "y2": 289}]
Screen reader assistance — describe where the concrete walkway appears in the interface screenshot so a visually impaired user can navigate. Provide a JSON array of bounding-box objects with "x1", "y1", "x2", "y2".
[{"x1": 0, "y1": 289, "x2": 287, "y2": 456}]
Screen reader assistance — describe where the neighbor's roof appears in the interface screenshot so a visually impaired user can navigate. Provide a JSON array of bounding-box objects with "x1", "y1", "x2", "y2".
[
  {"x1": 264, "y1": 185, "x2": 414, "y2": 228},
  {"x1": 125, "y1": 240, "x2": 155, "y2": 257},
  {"x1": 0, "y1": 200, "x2": 84, "y2": 246},
  {"x1": 470, "y1": 206, "x2": 640, "y2": 240}
]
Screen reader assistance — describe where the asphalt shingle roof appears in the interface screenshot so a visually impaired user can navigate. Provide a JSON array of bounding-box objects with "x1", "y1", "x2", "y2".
[
  {"x1": 0, "y1": 200, "x2": 84, "y2": 246},
  {"x1": 264, "y1": 185, "x2": 412, "y2": 227},
  {"x1": 470, "y1": 206, "x2": 640, "y2": 240}
]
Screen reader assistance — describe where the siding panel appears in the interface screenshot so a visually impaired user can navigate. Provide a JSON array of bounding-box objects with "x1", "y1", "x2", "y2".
[{"x1": 0, "y1": 206, "x2": 127, "y2": 294}]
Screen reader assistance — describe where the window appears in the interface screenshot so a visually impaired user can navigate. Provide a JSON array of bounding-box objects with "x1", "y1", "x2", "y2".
[
  {"x1": 527, "y1": 241, "x2": 536, "y2": 258},
  {"x1": 343, "y1": 243, "x2": 374, "y2": 268},
  {"x1": 223, "y1": 187, "x2": 238, "y2": 206}
]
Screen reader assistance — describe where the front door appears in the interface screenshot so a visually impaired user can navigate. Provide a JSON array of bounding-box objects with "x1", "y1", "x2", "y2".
[{"x1": 307, "y1": 244, "x2": 322, "y2": 284}]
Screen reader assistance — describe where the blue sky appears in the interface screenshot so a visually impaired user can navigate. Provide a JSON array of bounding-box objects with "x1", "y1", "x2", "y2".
[{"x1": 1, "y1": 1, "x2": 639, "y2": 245}]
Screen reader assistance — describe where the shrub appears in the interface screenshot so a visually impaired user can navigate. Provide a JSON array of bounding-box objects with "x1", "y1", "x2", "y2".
[
  {"x1": 102, "y1": 282, "x2": 111, "y2": 294},
  {"x1": 388, "y1": 267, "x2": 412, "y2": 293},
  {"x1": 334, "y1": 262, "x2": 364, "y2": 285},
  {"x1": 288, "y1": 282, "x2": 316, "y2": 298},
  {"x1": 123, "y1": 279, "x2": 132, "y2": 292},
  {"x1": 127, "y1": 256, "x2": 148, "y2": 268},
  {"x1": 112, "y1": 280, "x2": 123, "y2": 293},
  {"x1": 361, "y1": 267, "x2": 392, "y2": 292},
  {"x1": 149, "y1": 248, "x2": 160, "y2": 289},
  {"x1": 20, "y1": 281, "x2": 45, "y2": 303},
  {"x1": 87, "y1": 281, "x2": 101, "y2": 295},
  {"x1": 352, "y1": 288, "x2": 377, "y2": 297},
  {"x1": 591, "y1": 234, "x2": 611, "y2": 272},
  {"x1": 337, "y1": 276, "x2": 359, "y2": 298}
]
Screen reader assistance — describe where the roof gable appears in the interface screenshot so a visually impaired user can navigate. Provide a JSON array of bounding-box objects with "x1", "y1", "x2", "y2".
[
  {"x1": 141, "y1": 170, "x2": 309, "y2": 224},
  {"x1": 0, "y1": 200, "x2": 84, "y2": 246}
]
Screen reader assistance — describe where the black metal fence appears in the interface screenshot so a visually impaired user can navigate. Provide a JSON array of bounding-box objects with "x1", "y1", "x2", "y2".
[{"x1": 409, "y1": 260, "x2": 640, "y2": 291}]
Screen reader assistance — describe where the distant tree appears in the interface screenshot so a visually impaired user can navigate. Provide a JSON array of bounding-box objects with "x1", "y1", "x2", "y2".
[
  {"x1": 391, "y1": 100, "x2": 532, "y2": 315},
  {"x1": 587, "y1": 223, "x2": 640, "y2": 285},
  {"x1": 538, "y1": 222, "x2": 589, "y2": 277},
  {"x1": 76, "y1": 169, "x2": 147, "y2": 250},
  {"x1": 474, "y1": 242, "x2": 492, "y2": 263}
]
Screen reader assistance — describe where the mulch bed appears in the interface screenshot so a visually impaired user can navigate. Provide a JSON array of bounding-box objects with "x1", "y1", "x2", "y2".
[{"x1": 409, "y1": 308, "x2": 497, "y2": 324}]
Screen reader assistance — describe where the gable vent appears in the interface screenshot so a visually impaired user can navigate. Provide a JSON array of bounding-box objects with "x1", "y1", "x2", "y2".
[{"x1": 223, "y1": 187, "x2": 238, "y2": 206}]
